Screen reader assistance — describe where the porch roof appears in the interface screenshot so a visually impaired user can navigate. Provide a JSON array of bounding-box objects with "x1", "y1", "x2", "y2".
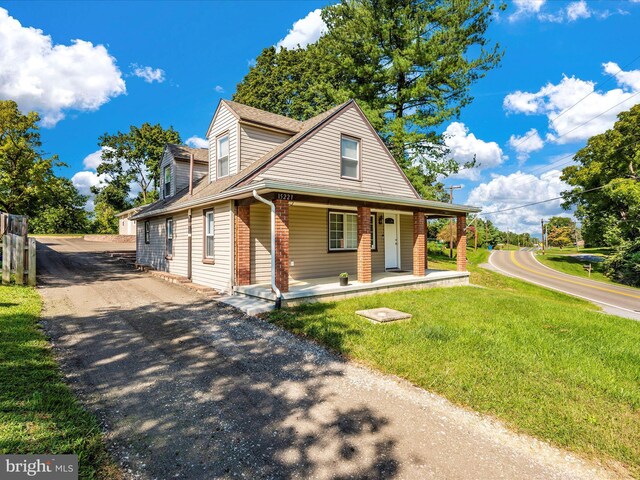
[{"x1": 131, "y1": 179, "x2": 480, "y2": 220}]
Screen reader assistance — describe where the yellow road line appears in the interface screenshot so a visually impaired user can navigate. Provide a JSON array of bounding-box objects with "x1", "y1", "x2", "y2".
[{"x1": 509, "y1": 251, "x2": 640, "y2": 300}]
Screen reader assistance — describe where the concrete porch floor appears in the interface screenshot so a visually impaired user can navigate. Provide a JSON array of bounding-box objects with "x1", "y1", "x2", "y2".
[{"x1": 234, "y1": 269, "x2": 470, "y2": 306}]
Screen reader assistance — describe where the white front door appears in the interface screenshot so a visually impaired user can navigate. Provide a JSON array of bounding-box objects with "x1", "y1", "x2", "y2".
[{"x1": 384, "y1": 214, "x2": 399, "y2": 269}]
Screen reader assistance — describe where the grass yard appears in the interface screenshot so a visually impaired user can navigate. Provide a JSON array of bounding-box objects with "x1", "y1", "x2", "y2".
[
  {"x1": 0, "y1": 286, "x2": 118, "y2": 479},
  {"x1": 535, "y1": 253, "x2": 613, "y2": 284},
  {"x1": 268, "y1": 249, "x2": 640, "y2": 477}
]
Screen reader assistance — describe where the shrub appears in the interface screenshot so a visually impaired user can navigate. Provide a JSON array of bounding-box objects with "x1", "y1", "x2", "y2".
[{"x1": 603, "y1": 239, "x2": 640, "y2": 287}]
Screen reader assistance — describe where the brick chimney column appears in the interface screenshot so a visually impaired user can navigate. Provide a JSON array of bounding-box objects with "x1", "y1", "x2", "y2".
[{"x1": 235, "y1": 205, "x2": 251, "y2": 286}]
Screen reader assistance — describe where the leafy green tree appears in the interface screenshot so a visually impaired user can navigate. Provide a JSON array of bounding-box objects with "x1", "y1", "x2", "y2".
[
  {"x1": 234, "y1": 0, "x2": 504, "y2": 198},
  {"x1": 0, "y1": 100, "x2": 89, "y2": 232},
  {"x1": 0, "y1": 100, "x2": 59, "y2": 216},
  {"x1": 30, "y1": 178, "x2": 90, "y2": 234},
  {"x1": 97, "y1": 123, "x2": 181, "y2": 206},
  {"x1": 562, "y1": 104, "x2": 640, "y2": 284},
  {"x1": 562, "y1": 105, "x2": 640, "y2": 247},
  {"x1": 91, "y1": 180, "x2": 132, "y2": 234},
  {"x1": 546, "y1": 216, "x2": 576, "y2": 248}
]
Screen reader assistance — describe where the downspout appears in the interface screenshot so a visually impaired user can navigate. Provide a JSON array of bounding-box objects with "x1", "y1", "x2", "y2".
[{"x1": 252, "y1": 190, "x2": 282, "y2": 309}]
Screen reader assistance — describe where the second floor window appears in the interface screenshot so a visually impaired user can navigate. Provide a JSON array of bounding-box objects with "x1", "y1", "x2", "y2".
[
  {"x1": 341, "y1": 136, "x2": 360, "y2": 180},
  {"x1": 164, "y1": 166, "x2": 171, "y2": 197},
  {"x1": 217, "y1": 134, "x2": 229, "y2": 178}
]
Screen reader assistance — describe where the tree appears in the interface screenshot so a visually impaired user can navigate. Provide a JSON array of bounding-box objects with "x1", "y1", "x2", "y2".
[
  {"x1": 30, "y1": 178, "x2": 90, "y2": 234},
  {"x1": 0, "y1": 100, "x2": 89, "y2": 232},
  {"x1": 97, "y1": 123, "x2": 181, "y2": 206},
  {"x1": 234, "y1": 0, "x2": 504, "y2": 198},
  {"x1": 0, "y1": 100, "x2": 58, "y2": 216},
  {"x1": 562, "y1": 104, "x2": 640, "y2": 247},
  {"x1": 546, "y1": 216, "x2": 576, "y2": 248},
  {"x1": 562, "y1": 104, "x2": 640, "y2": 285}
]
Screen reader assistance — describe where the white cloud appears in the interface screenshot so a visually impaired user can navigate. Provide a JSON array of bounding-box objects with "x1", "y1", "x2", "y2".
[
  {"x1": 566, "y1": 0, "x2": 591, "y2": 21},
  {"x1": 186, "y1": 136, "x2": 208, "y2": 149},
  {"x1": 131, "y1": 64, "x2": 165, "y2": 83},
  {"x1": 443, "y1": 122, "x2": 506, "y2": 181},
  {"x1": 603, "y1": 61, "x2": 640, "y2": 90},
  {"x1": 509, "y1": 0, "x2": 546, "y2": 21},
  {"x1": 277, "y1": 9, "x2": 327, "y2": 50},
  {"x1": 508, "y1": 128, "x2": 544, "y2": 162},
  {"x1": 214, "y1": 85, "x2": 224, "y2": 93},
  {"x1": 0, "y1": 7, "x2": 126, "y2": 127},
  {"x1": 468, "y1": 170, "x2": 571, "y2": 234},
  {"x1": 503, "y1": 63, "x2": 640, "y2": 144}
]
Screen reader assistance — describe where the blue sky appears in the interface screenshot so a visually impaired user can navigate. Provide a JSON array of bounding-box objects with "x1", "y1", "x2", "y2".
[{"x1": 2, "y1": 0, "x2": 640, "y2": 233}]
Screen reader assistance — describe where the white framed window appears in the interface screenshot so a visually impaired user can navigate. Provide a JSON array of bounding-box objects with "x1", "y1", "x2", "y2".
[
  {"x1": 144, "y1": 221, "x2": 150, "y2": 244},
  {"x1": 217, "y1": 134, "x2": 229, "y2": 178},
  {"x1": 329, "y1": 211, "x2": 376, "y2": 251},
  {"x1": 341, "y1": 136, "x2": 360, "y2": 180},
  {"x1": 204, "y1": 210, "x2": 215, "y2": 259},
  {"x1": 166, "y1": 218, "x2": 173, "y2": 258},
  {"x1": 164, "y1": 165, "x2": 171, "y2": 197}
]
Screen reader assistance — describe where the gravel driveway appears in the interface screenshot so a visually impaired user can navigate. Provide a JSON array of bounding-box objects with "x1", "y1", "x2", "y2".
[{"x1": 36, "y1": 237, "x2": 616, "y2": 479}]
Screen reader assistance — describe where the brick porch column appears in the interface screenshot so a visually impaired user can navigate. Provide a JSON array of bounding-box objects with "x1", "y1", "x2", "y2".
[
  {"x1": 456, "y1": 214, "x2": 467, "y2": 272},
  {"x1": 412, "y1": 212, "x2": 426, "y2": 276},
  {"x1": 274, "y1": 199, "x2": 289, "y2": 293},
  {"x1": 425, "y1": 215, "x2": 429, "y2": 271},
  {"x1": 235, "y1": 205, "x2": 251, "y2": 286},
  {"x1": 357, "y1": 206, "x2": 372, "y2": 283}
]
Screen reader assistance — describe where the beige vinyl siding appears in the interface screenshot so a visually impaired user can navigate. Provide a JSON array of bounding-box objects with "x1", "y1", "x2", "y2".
[
  {"x1": 167, "y1": 212, "x2": 189, "y2": 277},
  {"x1": 399, "y1": 214, "x2": 413, "y2": 271},
  {"x1": 208, "y1": 104, "x2": 238, "y2": 181},
  {"x1": 190, "y1": 201, "x2": 233, "y2": 293},
  {"x1": 256, "y1": 104, "x2": 417, "y2": 199},
  {"x1": 175, "y1": 160, "x2": 208, "y2": 193},
  {"x1": 239, "y1": 124, "x2": 291, "y2": 170},
  {"x1": 250, "y1": 205, "x2": 385, "y2": 282},
  {"x1": 250, "y1": 202, "x2": 271, "y2": 284},
  {"x1": 159, "y1": 149, "x2": 175, "y2": 198},
  {"x1": 136, "y1": 217, "x2": 167, "y2": 271}
]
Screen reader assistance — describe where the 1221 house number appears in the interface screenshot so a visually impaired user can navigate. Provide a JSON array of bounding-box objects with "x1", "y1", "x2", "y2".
[{"x1": 276, "y1": 193, "x2": 294, "y2": 201}]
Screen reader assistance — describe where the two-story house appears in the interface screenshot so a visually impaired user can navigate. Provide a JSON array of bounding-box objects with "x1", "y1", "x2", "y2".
[{"x1": 132, "y1": 99, "x2": 480, "y2": 306}]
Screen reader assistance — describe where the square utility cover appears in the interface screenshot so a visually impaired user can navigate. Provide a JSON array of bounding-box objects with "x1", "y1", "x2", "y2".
[{"x1": 356, "y1": 307, "x2": 412, "y2": 323}]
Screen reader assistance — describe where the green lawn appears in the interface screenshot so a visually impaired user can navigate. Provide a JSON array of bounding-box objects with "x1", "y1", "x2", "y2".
[
  {"x1": 535, "y1": 253, "x2": 614, "y2": 284},
  {"x1": 268, "y1": 249, "x2": 640, "y2": 477},
  {"x1": 0, "y1": 286, "x2": 119, "y2": 479}
]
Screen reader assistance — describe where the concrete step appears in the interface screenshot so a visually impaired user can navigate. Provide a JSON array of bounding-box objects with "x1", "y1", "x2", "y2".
[{"x1": 218, "y1": 294, "x2": 275, "y2": 316}]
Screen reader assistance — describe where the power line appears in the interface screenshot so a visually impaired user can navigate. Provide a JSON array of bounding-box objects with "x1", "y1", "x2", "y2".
[{"x1": 477, "y1": 179, "x2": 626, "y2": 216}]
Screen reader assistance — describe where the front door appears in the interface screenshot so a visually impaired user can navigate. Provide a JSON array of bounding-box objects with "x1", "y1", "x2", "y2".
[{"x1": 384, "y1": 214, "x2": 399, "y2": 269}]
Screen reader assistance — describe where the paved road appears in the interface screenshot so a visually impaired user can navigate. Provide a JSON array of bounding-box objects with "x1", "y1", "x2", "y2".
[
  {"x1": 490, "y1": 250, "x2": 640, "y2": 321},
  {"x1": 36, "y1": 237, "x2": 617, "y2": 479}
]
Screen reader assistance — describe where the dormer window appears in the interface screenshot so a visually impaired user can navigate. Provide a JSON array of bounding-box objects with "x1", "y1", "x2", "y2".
[
  {"x1": 341, "y1": 135, "x2": 360, "y2": 180},
  {"x1": 217, "y1": 134, "x2": 229, "y2": 178},
  {"x1": 163, "y1": 165, "x2": 171, "y2": 197}
]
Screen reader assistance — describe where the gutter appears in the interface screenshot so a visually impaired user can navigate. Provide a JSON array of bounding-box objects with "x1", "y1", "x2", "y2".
[{"x1": 252, "y1": 190, "x2": 282, "y2": 309}]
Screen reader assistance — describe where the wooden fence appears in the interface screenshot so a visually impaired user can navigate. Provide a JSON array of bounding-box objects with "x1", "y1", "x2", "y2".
[
  {"x1": 1, "y1": 233, "x2": 36, "y2": 286},
  {"x1": 0, "y1": 212, "x2": 28, "y2": 238}
]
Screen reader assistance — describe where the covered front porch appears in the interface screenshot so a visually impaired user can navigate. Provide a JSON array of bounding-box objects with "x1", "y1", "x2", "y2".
[
  {"x1": 235, "y1": 268, "x2": 469, "y2": 306},
  {"x1": 232, "y1": 188, "x2": 476, "y2": 305}
]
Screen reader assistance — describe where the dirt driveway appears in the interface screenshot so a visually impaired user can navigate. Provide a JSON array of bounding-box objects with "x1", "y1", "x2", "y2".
[{"x1": 36, "y1": 237, "x2": 615, "y2": 479}]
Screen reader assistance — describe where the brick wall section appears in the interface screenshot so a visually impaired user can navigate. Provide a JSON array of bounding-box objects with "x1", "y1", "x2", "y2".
[
  {"x1": 425, "y1": 216, "x2": 429, "y2": 270},
  {"x1": 274, "y1": 199, "x2": 290, "y2": 293},
  {"x1": 413, "y1": 212, "x2": 426, "y2": 276},
  {"x1": 357, "y1": 206, "x2": 372, "y2": 283},
  {"x1": 235, "y1": 205, "x2": 251, "y2": 286},
  {"x1": 456, "y1": 214, "x2": 467, "y2": 272}
]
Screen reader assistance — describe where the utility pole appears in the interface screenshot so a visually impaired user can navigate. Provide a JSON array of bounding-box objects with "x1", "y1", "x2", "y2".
[
  {"x1": 541, "y1": 219, "x2": 545, "y2": 255},
  {"x1": 448, "y1": 185, "x2": 463, "y2": 258},
  {"x1": 485, "y1": 221, "x2": 489, "y2": 250},
  {"x1": 545, "y1": 225, "x2": 549, "y2": 251}
]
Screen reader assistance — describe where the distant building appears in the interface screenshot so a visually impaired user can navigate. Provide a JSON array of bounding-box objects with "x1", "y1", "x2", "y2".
[{"x1": 115, "y1": 207, "x2": 142, "y2": 235}]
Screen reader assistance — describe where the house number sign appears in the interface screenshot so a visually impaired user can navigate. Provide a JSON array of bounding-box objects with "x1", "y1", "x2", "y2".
[{"x1": 276, "y1": 193, "x2": 294, "y2": 201}]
